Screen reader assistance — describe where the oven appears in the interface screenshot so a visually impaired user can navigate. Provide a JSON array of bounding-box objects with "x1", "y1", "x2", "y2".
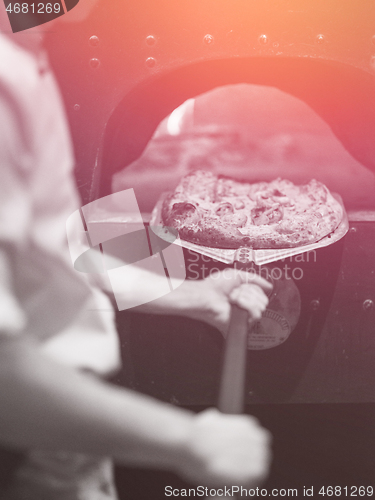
[{"x1": 46, "y1": 0, "x2": 375, "y2": 494}]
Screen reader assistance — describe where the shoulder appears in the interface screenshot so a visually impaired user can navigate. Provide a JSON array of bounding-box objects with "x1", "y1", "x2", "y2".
[
  {"x1": 0, "y1": 34, "x2": 74, "y2": 174},
  {"x1": 0, "y1": 34, "x2": 41, "y2": 138},
  {"x1": 0, "y1": 33, "x2": 40, "y2": 100}
]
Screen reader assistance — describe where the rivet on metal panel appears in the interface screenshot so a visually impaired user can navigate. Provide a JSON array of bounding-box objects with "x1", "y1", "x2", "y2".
[
  {"x1": 89, "y1": 35, "x2": 99, "y2": 47},
  {"x1": 316, "y1": 34, "x2": 325, "y2": 44},
  {"x1": 203, "y1": 34, "x2": 214, "y2": 45},
  {"x1": 73, "y1": 104, "x2": 80, "y2": 112},
  {"x1": 89, "y1": 58, "x2": 100, "y2": 69},
  {"x1": 146, "y1": 35, "x2": 156, "y2": 46},
  {"x1": 310, "y1": 299, "x2": 320, "y2": 311},
  {"x1": 349, "y1": 226, "x2": 357, "y2": 233},
  {"x1": 363, "y1": 299, "x2": 374, "y2": 311},
  {"x1": 145, "y1": 57, "x2": 156, "y2": 68},
  {"x1": 236, "y1": 247, "x2": 251, "y2": 263},
  {"x1": 238, "y1": 256, "x2": 249, "y2": 264},
  {"x1": 259, "y1": 34, "x2": 268, "y2": 44}
]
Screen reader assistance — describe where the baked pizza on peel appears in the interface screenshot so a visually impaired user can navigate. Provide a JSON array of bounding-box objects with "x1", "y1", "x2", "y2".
[{"x1": 161, "y1": 171, "x2": 343, "y2": 249}]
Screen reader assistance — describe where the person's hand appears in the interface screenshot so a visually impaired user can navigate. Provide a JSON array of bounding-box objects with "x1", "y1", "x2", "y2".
[
  {"x1": 133, "y1": 267, "x2": 272, "y2": 336},
  {"x1": 176, "y1": 408, "x2": 272, "y2": 488},
  {"x1": 192, "y1": 269, "x2": 272, "y2": 336}
]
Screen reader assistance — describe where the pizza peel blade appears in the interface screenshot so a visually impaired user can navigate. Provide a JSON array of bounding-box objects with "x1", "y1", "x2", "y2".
[{"x1": 150, "y1": 193, "x2": 348, "y2": 265}]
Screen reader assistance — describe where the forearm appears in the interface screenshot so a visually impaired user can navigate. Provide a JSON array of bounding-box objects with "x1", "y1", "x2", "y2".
[
  {"x1": 0, "y1": 337, "x2": 192, "y2": 469},
  {"x1": 135, "y1": 278, "x2": 208, "y2": 319},
  {"x1": 90, "y1": 260, "x2": 209, "y2": 321},
  {"x1": 87, "y1": 261, "x2": 271, "y2": 335}
]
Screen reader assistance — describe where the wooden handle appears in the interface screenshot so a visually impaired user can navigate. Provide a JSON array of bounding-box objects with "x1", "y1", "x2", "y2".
[
  {"x1": 218, "y1": 305, "x2": 249, "y2": 414},
  {"x1": 207, "y1": 306, "x2": 248, "y2": 499}
]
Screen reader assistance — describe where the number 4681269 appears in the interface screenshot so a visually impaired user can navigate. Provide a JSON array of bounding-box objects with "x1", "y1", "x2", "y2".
[
  {"x1": 319, "y1": 486, "x2": 374, "y2": 496},
  {"x1": 6, "y1": 3, "x2": 61, "y2": 14}
]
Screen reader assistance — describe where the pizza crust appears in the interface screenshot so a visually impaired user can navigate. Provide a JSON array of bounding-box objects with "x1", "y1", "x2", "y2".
[{"x1": 161, "y1": 171, "x2": 343, "y2": 249}]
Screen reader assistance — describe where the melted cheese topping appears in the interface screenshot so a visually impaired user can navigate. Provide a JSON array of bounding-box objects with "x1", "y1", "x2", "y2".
[{"x1": 170, "y1": 171, "x2": 342, "y2": 242}]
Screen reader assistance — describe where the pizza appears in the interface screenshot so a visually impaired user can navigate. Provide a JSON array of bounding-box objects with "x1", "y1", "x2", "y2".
[{"x1": 161, "y1": 171, "x2": 343, "y2": 249}]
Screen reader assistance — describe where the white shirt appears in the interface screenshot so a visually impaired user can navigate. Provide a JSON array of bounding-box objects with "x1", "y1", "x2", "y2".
[{"x1": 0, "y1": 33, "x2": 120, "y2": 375}]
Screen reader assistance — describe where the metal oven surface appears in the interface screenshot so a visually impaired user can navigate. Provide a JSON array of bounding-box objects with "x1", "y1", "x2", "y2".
[{"x1": 45, "y1": 0, "x2": 375, "y2": 203}]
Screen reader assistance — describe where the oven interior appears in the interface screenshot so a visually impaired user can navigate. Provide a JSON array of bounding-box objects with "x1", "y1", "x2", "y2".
[
  {"x1": 45, "y1": 0, "x2": 375, "y2": 406},
  {"x1": 108, "y1": 83, "x2": 375, "y2": 406}
]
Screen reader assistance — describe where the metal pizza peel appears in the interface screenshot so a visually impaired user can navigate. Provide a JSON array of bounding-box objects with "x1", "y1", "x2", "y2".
[
  {"x1": 149, "y1": 191, "x2": 345, "y2": 412},
  {"x1": 150, "y1": 193, "x2": 348, "y2": 266},
  {"x1": 148, "y1": 219, "x2": 272, "y2": 500},
  {"x1": 149, "y1": 193, "x2": 347, "y2": 498}
]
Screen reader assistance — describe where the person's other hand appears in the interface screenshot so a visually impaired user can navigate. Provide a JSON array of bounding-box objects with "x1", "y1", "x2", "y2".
[
  {"x1": 193, "y1": 269, "x2": 272, "y2": 335},
  {"x1": 176, "y1": 408, "x2": 272, "y2": 488}
]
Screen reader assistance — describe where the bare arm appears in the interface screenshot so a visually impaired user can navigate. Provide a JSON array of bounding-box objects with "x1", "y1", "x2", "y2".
[
  {"x1": 0, "y1": 336, "x2": 271, "y2": 487},
  {"x1": 93, "y1": 264, "x2": 272, "y2": 335},
  {"x1": 0, "y1": 336, "x2": 190, "y2": 468},
  {"x1": 136, "y1": 269, "x2": 272, "y2": 332}
]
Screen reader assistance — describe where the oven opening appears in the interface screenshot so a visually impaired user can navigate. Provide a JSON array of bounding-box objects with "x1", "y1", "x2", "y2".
[
  {"x1": 108, "y1": 80, "x2": 374, "y2": 408},
  {"x1": 111, "y1": 83, "x2": 375, "y2": 216}
]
